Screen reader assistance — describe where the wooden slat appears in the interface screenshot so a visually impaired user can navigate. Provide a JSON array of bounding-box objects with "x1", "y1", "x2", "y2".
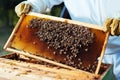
[
  {"x1": 95, "y1": 31, "x2": 110, "y2": 75},
  {"x1": 6, "y1": 48, "x2": 77, "y2": 70},
  {"x1": 28, "y1": 12, "x2": 106, "y2": 31},
  {"x1": 4, "y1": 14, "x2": 26, "y2": 50}
]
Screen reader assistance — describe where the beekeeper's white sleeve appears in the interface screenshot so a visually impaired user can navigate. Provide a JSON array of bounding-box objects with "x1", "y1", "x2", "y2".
[{"x1": 25, "y1": 0, "x2": 63, "y2": 13}]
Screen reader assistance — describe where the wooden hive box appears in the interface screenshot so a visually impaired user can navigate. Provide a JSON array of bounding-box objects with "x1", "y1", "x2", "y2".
[
  {"x1": 0, "y1": 53, "x2": 114, "y2": 80},
  {"x1": 3, "y1": 12, "x2": 115, "y2": 80}
]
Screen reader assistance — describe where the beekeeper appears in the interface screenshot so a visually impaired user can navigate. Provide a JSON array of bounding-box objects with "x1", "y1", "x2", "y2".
[{"x1": 15, "y1": 0, "x2": 120, "y2": 79}]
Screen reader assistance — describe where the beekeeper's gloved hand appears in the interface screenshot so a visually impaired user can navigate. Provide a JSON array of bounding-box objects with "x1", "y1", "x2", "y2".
[
  {"x1": 104, "y1": 18, "x2": 120, "y2": 36},
  {"x1": 15, "y1": 1, "x2": 48, "y2": 17},
  {"x1": 15, "y1": 2, "x2": 31, "y2": 17}
]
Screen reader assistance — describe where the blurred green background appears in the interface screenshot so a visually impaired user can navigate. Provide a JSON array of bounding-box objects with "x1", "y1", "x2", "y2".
[
  {"x1": 0, "y1": 0, "x2": 23, "y2": 56},
  {"x1": 0, "y1": 0, "x2": 63, "y2": 56}
]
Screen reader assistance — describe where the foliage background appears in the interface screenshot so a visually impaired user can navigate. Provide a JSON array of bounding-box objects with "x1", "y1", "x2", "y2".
[
  {"x1": 0, "y1": 0, "x2": 23, "y2": 27},
  {"x1": 0, "y1": 0, "x2": 23, "y2": 56}
]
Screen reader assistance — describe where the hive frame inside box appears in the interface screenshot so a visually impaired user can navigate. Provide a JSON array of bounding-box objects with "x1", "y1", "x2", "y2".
[
  {"x1": 4, "y1": 12, "x2": 110, "y2": 75},
  {"x1": 1, "y1": 53, "x2": 114, "y2": 80}
]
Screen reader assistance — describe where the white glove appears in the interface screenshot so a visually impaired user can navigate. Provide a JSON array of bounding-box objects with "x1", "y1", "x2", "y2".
[
  {"x1": 15, "y1": 0, "x2": 48, "y2": 17},
  {"x1": 104, "y1": 18, "x2": 120, "y2": 36},
  {"x1": 104, "y1": 11, "x2": 120, "y2": 36},
  {"x1": 15, "y1": 1, "x2": 31, "y2": 17}
]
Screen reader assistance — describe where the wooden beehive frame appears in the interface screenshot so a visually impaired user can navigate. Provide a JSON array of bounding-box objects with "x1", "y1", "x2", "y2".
[{"x1": 4, "y1": 12, "x2": 110, "y2": 75}]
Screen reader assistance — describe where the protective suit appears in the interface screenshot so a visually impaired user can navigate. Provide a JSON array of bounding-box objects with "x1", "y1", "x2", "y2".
[{"x1": 15, "y1": 0, "x2": 120, "y2": 79}]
